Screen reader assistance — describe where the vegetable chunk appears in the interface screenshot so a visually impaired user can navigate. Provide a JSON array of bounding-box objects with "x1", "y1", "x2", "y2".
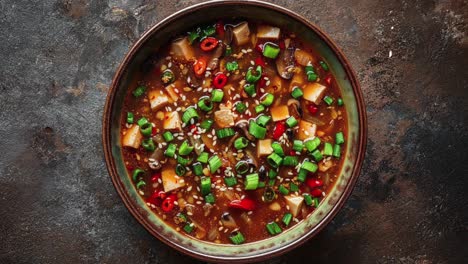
[
  {"x1": 270, "y1": 105, "x2": 290, "y2": 121},
  {"x1": 162, "y1": 167, "x2": 185, "y2": 192},
  {"x1": 232, "y1": 22, "x2": 250, "y2": 46},
  {"x1": 303, "y1": 83, "x2": 327, "y2": 105},
  {"x1": 214, "y1": 109, "x2": 235, "y2": 128},
  {"x1": 297, "y1": 120, "x2": 317, "y2": 140},
  {"x1": 122, "y1": 125, "x2": 142, "y2": 149},
  {"x1": 284, "y1": 195, "x2": 304, "y2": 217},
  {"x1": 148, "y1": 90, "x2": 170, "y2": 110},
  {"x1": 163, "y1": 112, "x2": 182, "y2": 131}
]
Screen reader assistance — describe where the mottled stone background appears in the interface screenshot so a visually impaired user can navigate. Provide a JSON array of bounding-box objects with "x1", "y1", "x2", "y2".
[{"x1": 0, "y1": 0, "x2": 466, "y2": 263}]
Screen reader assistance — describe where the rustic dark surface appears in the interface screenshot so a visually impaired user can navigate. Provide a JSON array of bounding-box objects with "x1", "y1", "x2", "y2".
[{"x1": 0, "y1": 0, "x2": 467, "y2": 263}]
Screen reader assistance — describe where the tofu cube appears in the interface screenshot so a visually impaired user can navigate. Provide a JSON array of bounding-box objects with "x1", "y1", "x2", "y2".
[
  {"x1": 162, "y1": 167, "x2": 185, "y2": 192},
  {"x1": 256, "y1": 25, "x2": 281, "y2": 40},
  {"x1": 303, "y1": 83, "x2": 327, "y2": 105},
  {"x1": 232, "y1": 22, "x2": 250, "y2": 46},
  {"x1": 296, "y1": 120, "x2": 317, "y2": 140},
  {"x1": 163, "y1": 112, "x2": 182, "y2": 131},
  {"x1": 270, "y1": 105, "x2": 290, "y2": 121},
  {"x1": 284, "y1": 195, "x2": 304, "y2": 217},
  {"x1": 122, "y1": 125, "x2": 142, "y2": 149},
  {"x1": 257, "y1": 139, "x2": 273, "y2": 157},
  {"x1": 148, "y1": 90, "x2": 169, "y2": 110},
  {"x1": 214, "y1": 109, "x2": 235, "y2": 128},
  {"x1": 170, "y1": 37, "x2": 195, "y2": 61}
]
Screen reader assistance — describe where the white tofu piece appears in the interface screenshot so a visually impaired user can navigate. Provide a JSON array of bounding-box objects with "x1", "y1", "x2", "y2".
[
  {"x1": 257, "y1": 139, "x2": 273, "y2": 157},
  {"x1": 214, "y1": 109, "x2": 235, "y2": 128},
  {"x1": 270, "y1": 105, "x2": 290, "y2": 121},
  {"x1": 256, "y1": 25, "x2": 281, "y2": 39},
  {"x1": 163, "y1": 112, "x2": 182, "y2": 131},
  {"x1": 148, "y1": 90, "x2": 169, "y2": 110},
  {"x1": 284, "y1": 195, "x2": 304, "y2": 217},
  {"x1": 161, "y1": 167, "x2": 185, "y2": 192},
  {"x1": 297, "y1": 120, "x2": 317, "y2": 140},
  {"x1": 170, "y1": 37, "x2": 195, "y2": 61},
  {"x1": 303, "y1": 83, "x2": 327, "y2": 105},
  {"x1": 232, "y1": 22, "x2": 250, "y2": 46},
  {"x1": 122, "y1": 125, "x2": 142, "y2": 149}
]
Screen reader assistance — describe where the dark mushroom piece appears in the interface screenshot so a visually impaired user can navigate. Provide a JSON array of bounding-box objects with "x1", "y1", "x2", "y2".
[
  {"x1": 221, "y1": 212, "x2": 238, "y2": 228},
  {"x1": 235, "y1": 120, "x2": 255, "y2": 141},
  {"x1": 224, "y1": 25, "x2": 233, "y2": 45},
  {"x1": 287, "y1": 99, "x2": 303, "y2": 119},
  {"x1": 245, "y1": 150, "x2": 259, "y2": 169},
  {"x1": 276, "y1": 47, "x2": 295, "y2": 79},
  {"x1": 148, "y1": 134, "x2": 166, "y2": 169},
  {"x1": 207, "y1": 44, "x2": 224, "y2": 71}
]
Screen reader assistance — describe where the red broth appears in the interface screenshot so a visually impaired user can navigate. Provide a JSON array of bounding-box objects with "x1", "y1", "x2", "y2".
[{"x1": 120, "y1": 20, "x2": 347, "y2": 244}]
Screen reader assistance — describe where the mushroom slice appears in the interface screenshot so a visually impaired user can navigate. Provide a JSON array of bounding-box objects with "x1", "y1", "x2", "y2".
[{"x1": 276, "y1": 47, "x2": 295, "y2": 79}]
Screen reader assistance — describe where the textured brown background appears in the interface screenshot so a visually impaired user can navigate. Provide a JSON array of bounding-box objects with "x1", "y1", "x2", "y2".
[{"x1": 0, "y1": 0, "x2": 467, "y2": 263}]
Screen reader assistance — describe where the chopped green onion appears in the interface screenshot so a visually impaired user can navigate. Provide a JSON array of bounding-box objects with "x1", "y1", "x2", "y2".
[
  {"x1": 246, "y1": 65, "x2": 262, "y2": 83},
  {"x1": 286, "y1": 116, "x2": 298, "y2": 128},
  {"x1": 271, "y1": 142, "x2": 284, "y2": 157},
  {"x1": 200, "y1": 177, "x2": 211, "y2": 196},
  {"x1": 175, "y1": 212, "x2": 188, "y2": 224},
  {"x1": 163, "y1": 131, "x2": 174, "y2": 142},
  {"x1": 235, "y1": 160, "x2": 250, "y2": 174},
  {"x1": 177, "y1": 156, "x2": 191, "y2": 166},
  {"x1": 226, "y1": 61, "x2": 239, "y2": 72},
  {"x1": 305, "y1": 137, "x2": 321, "y2": 152},
  {"x1": 304, "y1": 193, "x2": 313, "y2": 206},
  {"x1": 323, "y1": 142, "x2": 333, "y2": 156},
  {"x1": 267, "y1": 153, "x2": 283, "y2": 168},
  {"x1": 126, "y1": 112, "x2": 134, "y2": 124},
  {"x1": 139, "y1": 123, "x2": 152, "y2": 137},
  {"x1": 234, "y1": 137, "x2": 248, "y2": 149},
  {"x1": 319, "y1": 61, "x2": 329, "y2": 71},
  {"x1": 202, "y1": 25, "x2": 215, "y2": 37},
  {"x1": 301, "y1": 161, "x2": 318, "y2": 173},
  {"x1": 225, "y1": 45, "x2": 232, "y2": 56},
  {"x1": 132, "y1": 85, "x2": 146, "y2": 97},
  {"x1": 307, "y1": 72, "x2": 318, "y2": 82},
  {"x1": 290, "y1": 182, "x2": 299, "y2": 192},
  {"x1": 182, "y1": 107, "x2": 199, "y2": 124},
  {"x1": 323, "y1": 96, "x2": 334, "y2": 106},
  {"x1": 292, "y1": 140, "x2": 304, "y2": 152},
  {"x1": 205, "y1": 193, "x2": 215, "y2": 204},
  {"x1": 197, "y1": 97, "x2": 213, "y2": 111},
  {"x1": 132, "y1": 168, "x2": 144, "y2": 182},
  {"x1": 249, "y1": 120, "x2": 266, "y2": 139},
  {"x1": 337, "y1": 97, "x2": 344, "y2": 106},
  {"x1": 211, "y1": 89, "x2": 224, "y2": 102},
  {"x1": 183, "y1": 223, "x2": 194, "y2": 233},
  {"x1": 263, "y1": 187, "x2": 276, "y2": 202},
  {"x1": 333, "y1": 144, "x2": 341, "y2": 158},
  {"x1": 200, "y1": 119, "x2": 213, "y2": 130},
  {"x1": 178, "y1": 140, "x2": 194, "y2": 156},
  {"x1": 188, "y1": 30, "x2": 200, "y2": 44},
  {"x1": 235, "y1": 102, "x2": 247, "y2": 113},
  {"x1": 268, "y1": 178, "x2": 276, "y2": 186},
  {"x1": 311, "y1": 149, "x2": 323, "y2": 161},
  {"x1": 175, "y1": 164, "x2": 186, "y2": 176},
  {"x1": 312, "y1": 197, "x2": 320, "y2": 207},
  {"x1": 192, "y1": 162, "x2": 203, "y2": 176},
  {"x1": 260, "y1": 93, "x2": 274, "y2": 106},
  {"x1": 278, "y1": 184, "x2": 289, "y2": 195},
  {"x1": 197, "y1": 152, "x2": 209, "y2": 163},
  {"x1": 161, "y1": 69, "x2": 175, "y2": 84},
  {"x1": 255, "y1": 104, "x2": 265, "y2": 113},
  {"x1": 224, "y1": 177, "x2": 237, "y2": 187},
  {"x1": 141, "y1": 138, "x2": 155, "y2": 151},
  {"x1": 335, "y1": 132, "x2": 345, "y2": 145},
  {"x1": 266, "y1": 222, "x2": 282, "y2": 235},
  {"x1": 283, "y1": 156, "x2": 299, "y2": 166},
  {"x1": 268, "y1": 169, "x2": 278, "y2": 179},
  {"x1": 305, "y1": 65, "x2": 315, "y2": 74},
  {"x1": 208, "y1": 155, "x2": 222, "y2": 173},
  {"x1": 216, "y1": 128, "x2": 235, "y2": 139},
  {"x1": 282, "y1": 213, "x2": 292, "y2": 226},
  {"x1": 263, "y1": 43, "x2": 280, "y2": 59},
  {"x1": 297, "y1": 168, "x2": 308, "y2": 182},
  {"x1": 245, "y1": 173, "x2": 259, "y2": 190},
  {"x1": 258, "y1": 182, "x2": 266, "y2": 189},
  {"x1": 164, "y1": 143, "x2": 176, "y2": 158},
  {"x1": 244, "y1": 83, "x2": 256, "y2": 97},
  {"x1": 291, "y1": 87, "x2": 303, "y2": 98},
  {"x1": 137, "y1": 117, "x2": 149, "y2": 127},
  {"x1": 256, "y1": 115, "x2": 271, "y2": 127},
  {"x1": 229, "y1": 231, "x2": 245, "y2": 245}
]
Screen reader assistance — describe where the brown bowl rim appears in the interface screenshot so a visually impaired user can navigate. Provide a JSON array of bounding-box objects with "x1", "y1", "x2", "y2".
[{"x1": 102, "y1": 0, "x2": 367, "y2": 262}]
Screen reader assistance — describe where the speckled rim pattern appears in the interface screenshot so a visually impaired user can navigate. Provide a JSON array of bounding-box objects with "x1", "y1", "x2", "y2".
[{"x1": 102, "y1": 1, "x2": 367, "y2": 263}]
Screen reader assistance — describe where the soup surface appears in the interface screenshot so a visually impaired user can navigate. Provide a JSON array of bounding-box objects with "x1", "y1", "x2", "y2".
[{"x1": 120, "y1": 20, "x2": 347, "y2": 244}]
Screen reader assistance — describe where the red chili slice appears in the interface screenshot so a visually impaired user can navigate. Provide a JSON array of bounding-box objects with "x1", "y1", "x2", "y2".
[
  {"x1": 255, "y1": 57, "x2": 266, "y2": 67},
  {"x1": 161, "y1": 196, "x2": 175, "y2": 212},
  {"x1": 216, "y1": 21, "x2": 225, "y2": 37},
  {"x1": 279, "y1": 40, "x2": 285, "y2": 49},
  {"x1": 213, "y1": 72, "x2": 228, "y2": 88},
  {"x1": 151, "y1": 173, "x2": 161, "y2": 182},
  {"x1": 272, "y1": 121, "x2": 287, "y2": 140},
  {"x1": 308, "y1": 104, "x2": 319, "y2": 115},
  {"x1": 325, "y1": 75, "x2": 332, "y2": 85},
  {"x1": 193, "y1": 58, "x2": 207, "y2": 76},
  {"x1": 306, "y1": 179, "x2": 323, "y2": 189},
  {"x1": 311, "y1": 189, "x2": 323, "y2": 197},
  {"x1": 257, "y1": 74, "x2": 267, "y2": 89},
  {"x1": 229, "y1": 198, "x2": 256, "y2": 211},
  {"x1": 200, "y1": 37, "x2": 219, "y2": 52}
]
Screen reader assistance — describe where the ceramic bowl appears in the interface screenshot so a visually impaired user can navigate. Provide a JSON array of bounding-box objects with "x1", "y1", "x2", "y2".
[{"x1": 102, "y1": 0, "x2": 367, "y2": 262}]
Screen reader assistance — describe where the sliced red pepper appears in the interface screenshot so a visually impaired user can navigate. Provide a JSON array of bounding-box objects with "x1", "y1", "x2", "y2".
[
  {"x1": 213, "y1": 72, "x2": 228, "y2": 88},
  {"x1": 200, "y1": 37, "x2": 219, "y2": 52},
  {"x1": 308, "y1": 104, "x2": 318, "y2": 115},
  {"x1": 272, "y1": 121, "x2": 287, "y2": 140},
  {"x1": 325, "y1": 75, "x2": 332, "y2": 85},
  {"x1": 215, "y1": 21, "x2": 225, "y2": 38},
  {"x1": 311, "y1": 189, "x2": 323, "y2": 197},
  {"x1": 257, "y1": 74, "x2": 267, "y2": 89},
  {"x1": 255, "y1": 57, "x2": 266, "y2": 67},
  {"x1": 306, "y1": 179, "x2": 323, "y2": 189},
  {"x1": 289, "y1": 150, "x2": 296, "y2": 156},
  {"x1": 193, "y1": 58, "x2": 207, "y2": 76},
  {"x1": 161, "y1": 196, "x2": 175, "y2": 212},
  {"x1": 151, "y1": 126, "x2": 158, "y2": 136},
  {"x1": 229, "y1": 198, "x2": 256, "y2": 211},
  {"x1": 279, "y1": 40, "x2": 285, "y2": 50},
  {"x1": 151, "y1": 173, "x2": 161, "y2": 182},
  {"x1": 255, "y1": 43, "x2": 264, "y2": 53}
]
